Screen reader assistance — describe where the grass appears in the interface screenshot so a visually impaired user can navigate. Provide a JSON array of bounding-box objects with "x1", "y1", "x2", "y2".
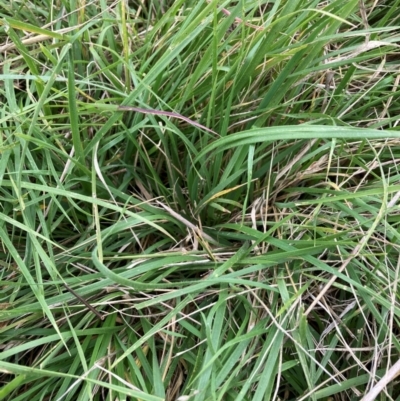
[{"x1": 0, "y1": 0, "x2": 400, "y2": 400}]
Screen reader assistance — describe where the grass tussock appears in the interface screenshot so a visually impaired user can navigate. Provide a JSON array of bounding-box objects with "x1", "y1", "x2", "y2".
[{"x1": 1, "y1": 0, "x2": 400, "y2": 400}]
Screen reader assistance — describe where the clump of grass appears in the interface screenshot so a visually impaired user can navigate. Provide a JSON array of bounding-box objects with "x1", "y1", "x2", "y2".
[{"x1": 1, "y1": 0, "x2": 400, "y2": 400}]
